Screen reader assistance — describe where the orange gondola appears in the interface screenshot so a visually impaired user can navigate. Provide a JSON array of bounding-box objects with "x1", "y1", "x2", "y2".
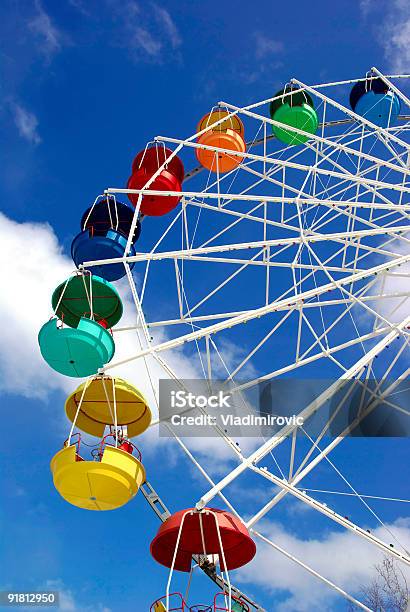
[{"x1": 195, "y1": 110, "x2": 246, "y2": 173}]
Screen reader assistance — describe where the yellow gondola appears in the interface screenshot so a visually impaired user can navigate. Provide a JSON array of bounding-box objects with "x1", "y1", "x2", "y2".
[
  {"x1": 65, "y1": 375, "x2": 152, "y2": 438},
  {"x1": 50, "y1": 438, "x2": 145, "y2": 511}
]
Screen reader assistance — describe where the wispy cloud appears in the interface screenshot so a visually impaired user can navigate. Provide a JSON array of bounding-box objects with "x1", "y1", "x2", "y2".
[
  {"x1": 28, "y1": 0, "x2": 63, "y2": 60},
  {"x1": 43, "y1": 580, "x2": 111, "y2": 612},
  {"x1": 360, "y1": 0, "x2": 410, "y2": 73},
  {"x1": 120, "y1": 0, "x2": 139, "y2": 20},
  {"x1": 68, "y1": 0, "x2": 91, "y2": 17},
  {"x1": 11, "y1": 103, "x2": 41, "y2": 145},
  {"x1": 382, "y1": 0, "x2": 410, "y2": 73},
  {"x1": 152, "y1": 3, "x2": 181, "y2": 49},
  {"x1": 126, "y1": 2, "x2": 182, "y2": 61},
  {"x1": 24, "y1": 0, "x2": 183, "y2": 66},
  {"x1": 133, "y1": 26, "x2": 162, "y2": 57},
  {"x1": 359, "y1": 0, "x2": 373, "y2": 18},
  {"x1": 254, "y1": 32, "x2": 283, "y2": 60},
  {"x1": 73, "y1": 1, "x2": 182, "y2": 63},
  {"x1": 229, "y1": 31, "x2": 283, "y2": 86},
  {"x1": 237, "y1": 517, "x2": 410, "y2": 610}
]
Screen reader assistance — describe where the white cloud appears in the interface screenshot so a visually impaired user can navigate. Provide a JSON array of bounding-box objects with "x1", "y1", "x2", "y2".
[
  {"x1": 230, "y1": 32, "x2": 283, "y2": 85},
  {"x1": 359, "y1": 0, "x2": 410, "y2": 73},
  {"x1": 68, "y1": 0, "x2": 91, "y2": 17},
  {"x1": 152, "y1": 3, "x2": 181, "y2": 49},
  {"x1": 371, "y1": 236, "x2": 410, "y2": 327},
  {"x1": 236, "y1": 518, "x2": 410, "y2": 611},
  {"x1": 11, "y1": 102, "x2": 41, "y2": 145},
  {"x1": 0, "y1": 211, "x2": 254, "y2": 465},
  {"x1": 1, "y1": 216, "x2": 408, "y2": 608},
  {"x1": 382, "y1": 0, "x2": 410, "y2": 73},
  {"x1": 0, "y1": 211, "x2": 196, "y2": 407},
  {"x1": 254, "y1": 32, "x2": 283, "y2": 60},
  {"x1": 67, "y1": 0, "x2": 181, "y2": 62},
  {"x1": 0, "y1": 210, "x2": 190, "y2": 401},
  {"x1": 359, "y1": 0, "x2": 373, "y2": 18},
  {"x1": 133, "y1": 26, "x2": 162, "y2": 57},
  {"x1": 28, "y1": 0, "x2": 62, "y2": 60},
  {"x1": 0, "y1": 213, "x2": 72, "y2": 397},
  {"x1": 106, "y1": 1, "x2": 181, "y2": 62},
  {"x1": 44, "y1": 579, "x2": 111, "y2": 611}
]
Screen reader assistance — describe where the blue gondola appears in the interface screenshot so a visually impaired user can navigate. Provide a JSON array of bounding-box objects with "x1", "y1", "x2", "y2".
[
  {"x1": 350, "y1": 77, "x2": 401, "y2": 128},
  {"x1": 71, "y1": 198, "x2": 141, "y2": 282}
]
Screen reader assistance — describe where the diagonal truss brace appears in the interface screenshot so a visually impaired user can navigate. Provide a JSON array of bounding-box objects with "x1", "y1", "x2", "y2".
[
  {"x1": 103, "y1": 253, "x2": 410, "y2": 372},
  {"x1": 195, "y1": 314, "x2": 410, "y2": 513},
  {"x1": 249, "y1": 464, "x2": 410, "y2": 567}
]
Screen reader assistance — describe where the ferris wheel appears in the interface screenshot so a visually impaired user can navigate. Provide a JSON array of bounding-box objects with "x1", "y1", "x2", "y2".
[{"x1": 38, "y1": 66, "x2": 410, "y2": 611}]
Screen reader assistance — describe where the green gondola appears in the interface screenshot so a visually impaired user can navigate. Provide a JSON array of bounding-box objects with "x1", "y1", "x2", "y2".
[{"x1": 270, "y1": 86, "x2": 318, "y2": 145}]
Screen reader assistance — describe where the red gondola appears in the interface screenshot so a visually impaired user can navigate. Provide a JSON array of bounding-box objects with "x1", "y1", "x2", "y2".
[
  {"x1": 132, "y1": 146, "x2": 185, "y2": 184},
  {"x1": 127, "y1": 168, "x2": 181, "y2": 216},
  {"x1": 150, "y1": 508, "x2": 256, "y2": 572},
  {"x1": 127, "y1": 145, "x2": 184, "y2": 216}
]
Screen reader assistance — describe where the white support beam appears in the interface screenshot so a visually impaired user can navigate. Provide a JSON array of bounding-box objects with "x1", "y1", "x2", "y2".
[
  {"x1": 251, "y1": 529, "x2": 372, "y2": 611},
  {"x1": 291, "y1": 77, "x2": 410, "y2": 150},
  {"x1": 150, "y1": 137, "x2": 410, "y2": 195},
  {"x1": 195, "y1": 314, "x2": 410, "y2": 510},
  {"x1": 104, "y1": 253, "x2": 410, "y2": 371},
  {"x1": 250, "y1": 465, "x2": 410, "y2": 567},
  {"x1": 82, "y1": 225, "x2": 409, "y2": 268},
  {"x1": 104, "y1": 188, "x2": 410, "y2": 211},
  {"x1": 247, "y1": 367, "x2": 410, "y2": 526},
  {"x1": 371, "y1": 67, "x2": 410, "y2": 110},
  {"x1": 165, "y1": 420, "x2": 373, "y2": 611},
  {"x1": 219, "y1": 99, "x2": 410, "y2": 169}
]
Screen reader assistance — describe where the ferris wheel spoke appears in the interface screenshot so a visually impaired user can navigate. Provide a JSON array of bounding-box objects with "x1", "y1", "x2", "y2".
[
  {"x1": 371, "y1": 67, "x2": 410, "y2": 110},
  {"x1": 220, "y1": 99, "x2": 410, "y2": 177},
  {"x1": 343, "y1": 234, "x2": 407, "y2": 270},
  {"x1": 222, "y1": 364, "x2": 410, "y2": 537},
  {"x1": 297, "y1": 142, "x2": 407, "y2": 232},
  {"x1": 307, "y1": 167, "x2": 408, "y2": 233},
  {"x1": 224, "y1": 311, "x2": 293, "y2": 382},
  {"x1": 378, "y1": 293, "x2": 410, "y2": 327},
  {"x1": 168, "y1": 253, "x2": 366, "y2": 274},
  {"x1": 313, "y1": 141, "x2": 409, "y2": 203},
  {"x1": 104, "y1": 252, "x2": 410, "y2": 374},
  {"x1": 302, "y1": 143, "x2": 405, "y2": 228},
  {"x1": 188, "y1": 168, "x2": 409, "y2": 253},
  {"x1": 250, "y1": 529, "x2": 372, "y2": 611},
  {"x1": 234, "y1": 325, "x2": 394, "y2": 388},
  {"x1": 132, "y1": 290, "x2": 410, "y2": 332},
  {"x1": 199, "y1": 145, "x2": 409, "y2": 200},
  {"x1": 297, "y1": 489, "x2": 410, "y2": 503},
  {"x1": 298, "y1": 425, "x2": 410, "y2": 551},
  {"x1": 305, "y1": 242, "x2": 405, "y2": 332},
  {"x1": 292, "y1": 78, "x2": 410, "y2": 152},
  {"x1": 299, "y1": 277, "x2": 380, "y2": 361},
  {"x1": 164, "y1": 422, "x2": 371, "y2": 611},
  {"x1": 248, "y1": 464, "x2": 410, "y2": 567},
  {"x1": 292, "y1": 363, "x2": 410, "y2": 479},
  {"x1": 84, "y1": 224, "x2": 410, "y2": 270},
  {"x1": 196, "y1": 320, "x2": 410, "y2": 515}
]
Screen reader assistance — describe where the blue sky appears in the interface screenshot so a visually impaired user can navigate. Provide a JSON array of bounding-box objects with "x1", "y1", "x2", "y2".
[{"x1": 1, "y1": 1, "x2": 410, "y2": 611}]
